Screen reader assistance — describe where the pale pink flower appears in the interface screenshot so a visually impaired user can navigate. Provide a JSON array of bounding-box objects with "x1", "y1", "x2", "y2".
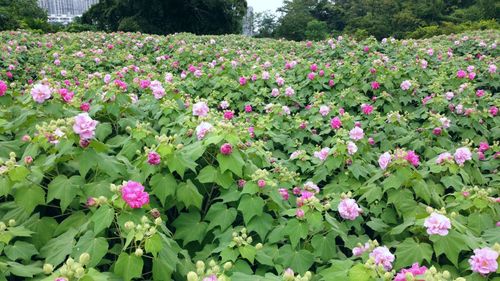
[
  {"x1": 121, "y1": 181, "x2": 149, "y2": 209},
  {"x1": 319, "y1": 105, "x2": 330, "y2": 116},
  {"x1": 150, "y1": 80, "x2": 165, "y2": 99},
  {"x1": 338, "y1": 198, "x2": 362, "y2": 220},
  {"x1": 349, "y1": 127, "x2": 364, "y2": 141},
  {"x1": 369, "y1": 246, "x2": 394, "y2": 271},
  {"x1": 489, "y1": 64, "x2": 497, "y2": 74},
  {"x1": 285, "y1": 86, "x2": 294, "y2": 96},
  {"x1": 469, "y1": 247, "x2": 499, "y2": 275},
  {"x1": 454, "y1": 147, "x2": 472, "y2": 165},
  {"x1": 436, "y1": 152, "x2": 453, "y2": 164},
  {"x1": 445, "y1": 92, "x2": 454, "y2": 100},
  {"x1": 378, "y1": 152, "x2": 392, "y2": 170},
  {"x1": 73, "y1": 113, "x2": 98, "y2": 140},
  {"x1": 290, "y1": 150, "x2": 303, "y2": 160},
  {"x1": 192, "y1": 101, "x2": 209, "y2": 117},
  {"x1": 31, "y1": 84, "x2": 52, "y2": 103},
  {"x1": 220, "y1": 100, "x2": 229, "y2": 109},
  {"x1": 424, "y1": 213, "x2": 451, "y2": 236},
  {"x1": 313, "y1": 147, "x2": 330, "y2": 161},
  {"x1": 195, "y1": 122, "x2": 213, "y2": 140},
  {"x1": 439, "y1": 117, "x2": 451, "y2": 128},
  {"x1": 400, "y1": 80, "x2": 411, "y2": 90},
  {"x1": 347, "y1": 141, "x2": 357, "y2": 155}
]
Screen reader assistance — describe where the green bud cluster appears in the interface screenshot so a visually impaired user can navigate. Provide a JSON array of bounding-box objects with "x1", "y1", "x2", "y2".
[{"x1": 186, "y1": 260, "x2": 232, "y2": 281}]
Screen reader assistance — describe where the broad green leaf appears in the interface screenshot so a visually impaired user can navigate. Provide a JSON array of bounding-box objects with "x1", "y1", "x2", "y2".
[
  {"x1": 239, "y1": 245, "x2": 256, "y2": 264},
  {"x1": 217, "y1": 149, "x2": 245, "y2": 177},
  {"x1": 150, "y1": 173, "x2": 177, "y2": 206},
  {"x1": 430, "y1": 230, "x2": 469, "y2": 267},
  {"x1": 9, "y1": 166, "x2": 30, "y2": 182},
  {"x1": 205, "y1": 203, "x2": 237, "y2": 231},
  {"x1": 319, "y1": 260, "x2": 353, "y2": 281},
  {"x1": 277, "y1": 245, "x2": 314, "y2": 274},
  {"x1": 311, "y1": 232, "x2": 337, "y2": 261},
  {"x1": 14, "y1": 185, "x2": 45, "y2": 214},
  {"x1": 145, "y1": 233, "x2": 163, "y2": 257},
  {"x1": 237, "y1": 195, "x2": 265, "y2": 225},
  {"x1": 176, "y1": 180, "x2": 203, "y2": 209},
  {"x1": 247, "y1": 213, "x2": 273, "y2": 240},
  {"x1": 72, "y1": 231, "x2": 108, "y2": 267},
  {"x1": 47, "y1": 175, "x2": 83, "y2": 212},
  {"x1": 91, "y1": 205, "x2": 115, "y2": 234},
  {"x1": 114, "y1": 253, "x2": 143, "y2": 281},
  {"x1": 7, "y1": 262, "x2": 43, "y2": 278},
  {"x1": 284, "y1": 219, "x2": 309, "y2": 249},
  {"x1": 40, "y1": 228, "x2": 77, "y2": 267},
  {"x1": 395, "y1": 238, "x2": 433, "y2": 269},
  {"x1": 172, "y1": 212, "x2": 207, "y2": 246},
  {"x1": 4, "y1": 241, "x2": 38, "y2": 261},
  {"x1": 349, "y1": 263, "x2": 372, "y2": 281}
]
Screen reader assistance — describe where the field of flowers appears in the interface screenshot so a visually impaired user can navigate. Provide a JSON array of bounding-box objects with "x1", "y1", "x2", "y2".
[{"x1": 0, "y1": 30, "x2": 499, "y2": 281}]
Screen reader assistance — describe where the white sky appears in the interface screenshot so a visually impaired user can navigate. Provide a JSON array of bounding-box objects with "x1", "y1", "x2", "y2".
[{"x1": 247, "y1": 0, "x2": 284, "y2": 13}]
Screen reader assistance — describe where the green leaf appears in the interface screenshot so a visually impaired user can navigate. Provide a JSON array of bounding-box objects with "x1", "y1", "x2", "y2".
[
  {"x1": 95, "y1": 122, "x2": 113, "y2": 141},
  {"x1": 430, "y1": 230, "x2": 469, "y2": 267},
  {"x1": 47, "y1": 175, "x2": 83, "y2": 212},
  {"x1": 14, "y1": 185, "x2": 45, "y2": 214},
  {"x1": 217, "y1": 150, "x2": 245, "y2": 177},
  {"x1": 145, "y1": 233, "x2": 163, "y2": 257},
  {"x1": 197, "y1": 165, "x2": 218, "y2": 183},
  {"x1": 284, "y1": 219, "x2": 309, "y2": 249},
  {"x1": 78, "y1": 149, "x2": 99, "y2": 177},
  {"x1": 311, "y1": 232, "x2": 337, "y2": 261},
  {"x1": 237, "y1": 195, "x2": 265, "y2": 225},
  {"x1": 72, "y1": 231, "x2": 108, "y2": 267},
  {"x1": 239, "y1": 245, "x2": 256, "y2": 264},
  {"x1": 205, "y1": 203, "x2": 237, "y2": 231},
  {"x1": 7, "y1": 262, "x2": 43, "y2": 278},
  {"x1": 40, "y1": 228, "x2": 77, "y2": 267},
  {"x1": 90, "y1": 205, "x2": 115, "y2": 234},
  {"x1": 176, "y1": 180, "x2": 203, "y2": 209},
  {"x1": 114, "y1": 253, "x2": 143, "y2": 281},
  {"x1": 277, "y1": 245, "x2": 314, "y2": 274},
  {"x1": 8, "y1": 166, "x2": 30, "y2": 182},
  {"x1": 349, "y1": 263, "x2": 372, "y2": 281},
  {"x1": 4, "y1": 241, "x2": 38, "y2": 261},
  {"x1": 172, "y1": 212, "x2": 207, "y2": 246},
  {"x1": 149, "y1": 173, "x2": 177, "y2": 206},
  {"x1": 247, "y1": 213, "x2": 273, "y2": 240},
  {"x1": 319, "y1": 260, "x2": 353, "y2": 281},
  {"x1": 395, "y1": 238, "x2": 433, "y2": 269}
]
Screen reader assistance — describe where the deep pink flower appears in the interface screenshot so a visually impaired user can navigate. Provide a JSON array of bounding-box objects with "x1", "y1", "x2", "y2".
[
  {"x1": 121, "y1": 181, "x2": 149, "y2": 209},
  {"x1": 468, "y1": 72, "x2": 476, "y2": 80},
  {"x1": 371, "y1": 81, "x2": 380, "y2": 90},
  {"x1": 457, "y1": 69, "x2": 466, "y2": 78},
  {"x1": 80, "y1": 102, "x2": 90, "y2": 112},
  {"x1": 239, "y1": 76, "x2": 247, "y2": 85},
  {"x1": 220, "y1": 143, "x2": 233, "y2": 155},
  {"x1": 279, "y1": 188, "x2": 289, "y2": 200},
  {"x1": 405, "y1": 150, "x2": 420, "y2": 167},
  {"x1": 433, "y1": 127, "x2": 442, "y2": 135},
  {"x1": 73, "y1": 113, "x2": 98, "y2": 140},
  {"x1": 338, "y1": 198, "x2": 362, "y2": 220},
  {"x1": 307, "y1": 72, "x2": 315, "y2": 80},
  {"x1": 361, "y1": 104, "x2": 373, "y2": 115},
  {"x1": 479, "y1": 142, "x2": 489, "y2": 152},
  {"x1": 310, "y1": 64, "x2": 318, "y2": 72},
  {"x1": 469, "y1": 247, "x2": 499, "y2": 275},
  {"x1": 490, "y1": 106, "x2": 498, "y2": 116},
  {"x1": 147, "y1": 152, "x2": 161, "y2": 165},
  {"x1": 257, "y1": 179, "x2": 266, "y2": 188},
  {"x1": 0, "y1": 80, "x2": 7, "y2": 96},
  {"x1": 223, "y1": 111, "x2": 234, "y2": 120},
  {"x1": 238, "y1": 179, "x2": 246, "y2": 188},
  {"x1": 245, "y1": 105, "x2": 252, "y2": 113},
  {"x1": 476, "y1": 89, "x2": 485, "y2": 97},
  {"x1": 394, "y1": 263, "x2": 428, "y2": 281},
  {"x1": 424, "y1": 213, "x2": 451, "y2": 236},
  {"x1": 328, "y1": 79, "x2": 335, "y2": 87},
  {"x1": 369, "y1": 246, "x2": 394, "y2": 271},
  {"x1": 330, "y1": 117, "x2": 342, "y2": 129}
]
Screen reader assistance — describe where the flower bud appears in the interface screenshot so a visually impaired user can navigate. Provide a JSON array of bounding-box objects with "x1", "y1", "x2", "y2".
[
  {"x1": 66, "y1": 257, "x2": 75, "y2": 266},
  {"x1": 223, "y1": 262, "x2": 232, "y2": 271},
  {"x1": 209, "y1": 259, "x2": 216, "y2": 267},
  {"x1": 0, "y1": 222, "x2": 6, "y2": 231},
  {"x1": 154, "y1": 217, "x2": 162, "y2": 225},
  {"x1": 75, "y1": 267, "x2": 85, "y2": 278},
  {"x1": 8, "y1": 219, "x2": 16, "y2": 227},
  {"x1": 79, "y1": 253, "x2": 90, "y2": 265},
  {"x1": 135, "y1": 248, "x2": 143, "y2": 257},
  {"x1": 43, "y1": 263, "x2": 54, "y2": 274},
  {"x1": 255, "y1": 243, "x2": 263, "y2": 250},
  {"x1": 187, "y1": 271, "x2": 198, "y2": 281},
  {"x1": 196, "y1": 260, "x2": 205, "y2": 270},
  {"x1": 124, "y1": 221, "x2": 135, "y2": 230},
  {"x1": 442, "y1": 271, "x2": 450, "y2": 279}
]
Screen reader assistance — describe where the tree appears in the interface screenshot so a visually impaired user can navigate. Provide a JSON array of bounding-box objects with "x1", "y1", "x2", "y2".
[
  {"x1": 254, "y1": 11, "x2": 278, "y2": 37},
  {"x1": 305, "y1": 19, "x2": 328, "y2": 40},
  {"x1": 0, "y1": 0, "x2": 48, "y2": 31}
]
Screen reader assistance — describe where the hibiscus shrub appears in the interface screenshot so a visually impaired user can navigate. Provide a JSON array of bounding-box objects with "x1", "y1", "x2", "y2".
[{"x1": 0, "y1": 30, "x2": 499, "y2": 281}]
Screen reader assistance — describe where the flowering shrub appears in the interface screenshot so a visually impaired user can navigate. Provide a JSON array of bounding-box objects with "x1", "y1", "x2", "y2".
[{"x1": 0, "y1": 29, "x2": 499, "y2": 281}]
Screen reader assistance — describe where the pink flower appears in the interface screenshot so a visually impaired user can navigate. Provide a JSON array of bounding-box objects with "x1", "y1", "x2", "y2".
[
  {"x1": 361, "y1": 104, "x2": 373, "y2": 115},
  {"x1": 349, "y1": 127, "x2": 364, "y2": 141},
  {"x1": 73, "y1": 113, "x2": 98, "y2": 140},
  {"x1": 468, "y1": 72, "x2": 476, "y2": 80},
  {"x1": 476, "y1": 89, "x2": 485, "y2": 97},
  {"x1": 195, "y1": 122, "x2": 213, "y2": 140},
  {"x1": 347, "y1": 141, "x2": 357, "y2": 155},
  {"x1": 121, "y1": 181, "x2": 149, "y2": 209},
  {"x1": 424, "y1": 213, "x2": 451, "y2": 236},
  {"x1": 445, "y1": 92, "x2": 454, "y2": 100},
  {"x1": 223, "y1": 111, "x2": 234, "y2": 120},
  {"x1": 394, "y1": 263, "x2": 428, "y2": 281},
  {"x1": 454, "y1": 147, "x2": 472, "y2": 166},
  {"x1": 220, "y1": 100, "x2": 229, "y2": 109},
  {"x1": 338, "y1": 198, "x2": 362, "y2": 220},
  {"x1": 244, "y1": 104, "x2": 252, "y2": 113},
  {"x1": 352, "y1": 243, "x2": 369, "y2": 256},
  {"x1": 147, "y1": 152, "x2": 161, "y2": 165},
  {"x1": 139, "y1": 79, "x2": 151, "y2": 89},
  {"x1": 378, "y1": 152, "x2": 392, "y2": 170},
  {"x1": 436, "y1": 152, "x2": 453, "y2": 164},
  {"x1": 313, "y1": 147, "x2": 330, "y2": 161},
  {"x1": 457, "y1": 69, "x2": 466, "y2": 78},
  {"x1": 369, "y1": 246, "x2": 395, "y2": 271},
  {"x1": 0, "y1": 80, "x2": 7, "y2": 96},
  {"x1": 257, "y1": 179, "x2": 266, "y2": 188},
  {"x1": 330, "y1": 117, "x2": 342, "y2": 129},
  {"x1": 400, "y1": 80, "x2": 411, "y2": 91},
  {"x1": 469, "y1": 247, "x2": 499, "y2": 275},
  {"x1": 279, "y1": 188, "x2": 289, "y2": 200},
  {"x1": 150, "y1": 80, "x2": 166, "y2": 99},
  {"x1": 405, "y1": 150, "x2": 420, "y2": 167},
  {"x1": 479, "y1": 142, "x2": 489, "y2": 152},
  {"x1": 319, "y1": 105, "x2": 330, "y2": 116},
  {"x1": 239, "y1": 76, "x2": 247, "y2": 86},
  {"x1": 295, "y1": 209, "x2": 305, "y2": 218},
  {"x1": 220, "y1": 143, "x2": 233, "y2": 155},
  {"x1": 307, "y1": 72, "x2": 315, "y2": 80},
  {"x1": 193, "y1": 101, "x2": 209, "y2": 117},
  {"x1": 31, "y1": 84, "x2": 52, "y2": 103},
  {"x1": 285, "y1": 86, "x2": 294, "y2": 96},
  {"x1": 489, "y1": 64, "x2": 497, "y2": 73},
  {"x1": 368, "y1": 137, "x2": 375, "y2": 145},
  {"x1": 433, "y1": 127, "x2": 442, "y2": 135},
  {"x1": 490, "y1": 106, "x2": 498, "y2": 116},
  {"x1": 80, "y1": 102, "x2": 90, "y2": 112},
  {"x1": 371, "y1": 81, "x2": 380, "y2": 90},
  {"x1": 310, "y1": 64, "x2": 318, "y2": 71}
]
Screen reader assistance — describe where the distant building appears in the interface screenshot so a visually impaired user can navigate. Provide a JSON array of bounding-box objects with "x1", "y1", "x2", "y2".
[
  {"x1": 38, "y1": 0, "x2": 98, "y2": 24},
  {"x1": 242, "y1": 6, "x2": 254, "y2": 36}
]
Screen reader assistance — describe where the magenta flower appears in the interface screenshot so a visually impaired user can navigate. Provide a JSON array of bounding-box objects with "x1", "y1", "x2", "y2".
[
  {"x1": 490, "y1": 106, "x2": 498, "y2": 116},
  {"x1": 424, "y1": 213, "x2": 451, "y2": 236},
  {"x1": 310, "y1": 64, "x2": 318, "y2": 71},
  {"x1": 73, "y1": 113, "x2": 98, "y2": 140},
  {"x1": 405, "y1": 150, "x2": 420, "y2": 167},
  {"x1": 0, "y1": 80, "x2": 7, "y2": 96},
  {"x1": 330, "y1": 116, "x2": 342, "y2": 129},
  {"x1": 361, "y1": 104, "x2": 373, "y2": 115},
  {"x1": 223, "y1": 111, "x2": 234, "y2": 120},
  {"x1": 369, "y1": 246, "x2": 395, "y2": 271},
  {"x1": 371, "y1": 81, "x2": 380, "y2": 90},
  {"x1": 394, "y1": 263, "x2": 428, "y2": 281},
  {"x1": 469, "y1": 247, "x2": 499, "y2": 275},
  {"x1": 80, "y1": 102, "x2": 90, "y2": 112},
  {"x1": 257, "y1": 179, "x2": 266, "y2": 188},
  {"x1": 31, "y1": 84, "x2": 52, "y2": 103},
  {"x1": 220, "y1": 143, "x2": 233, "y2": 155},
  {"x1": 239, "y1": 76, "x2": 247, "y2": 86},
  {"x1": 244, "y1": 104, "x2": 252, "y2": 113},
  {"x1": 279, "y1": 188, "x2": 289, "y2": 200},
  {"x1": 454, "y1": 147, "x2": 472, "y2": 166},
  {"x1": 147, "y1": 152, "x2": 161, "y2": 165},
  {"x1": 479, "y1": 142, "x2": 490, "y2": 152},
  {"x1": 457, "y1": 69, "x2": 466, "y2": 78},
  {"x1": 121, "y1": 181, "x2": 149, "y2": 209},
  {"x1": 338, "y1": 198, "x2": 362, "y2": 220},
  {"x1": 307, "y1": 72, "x2": 315, "y2": 80}
]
